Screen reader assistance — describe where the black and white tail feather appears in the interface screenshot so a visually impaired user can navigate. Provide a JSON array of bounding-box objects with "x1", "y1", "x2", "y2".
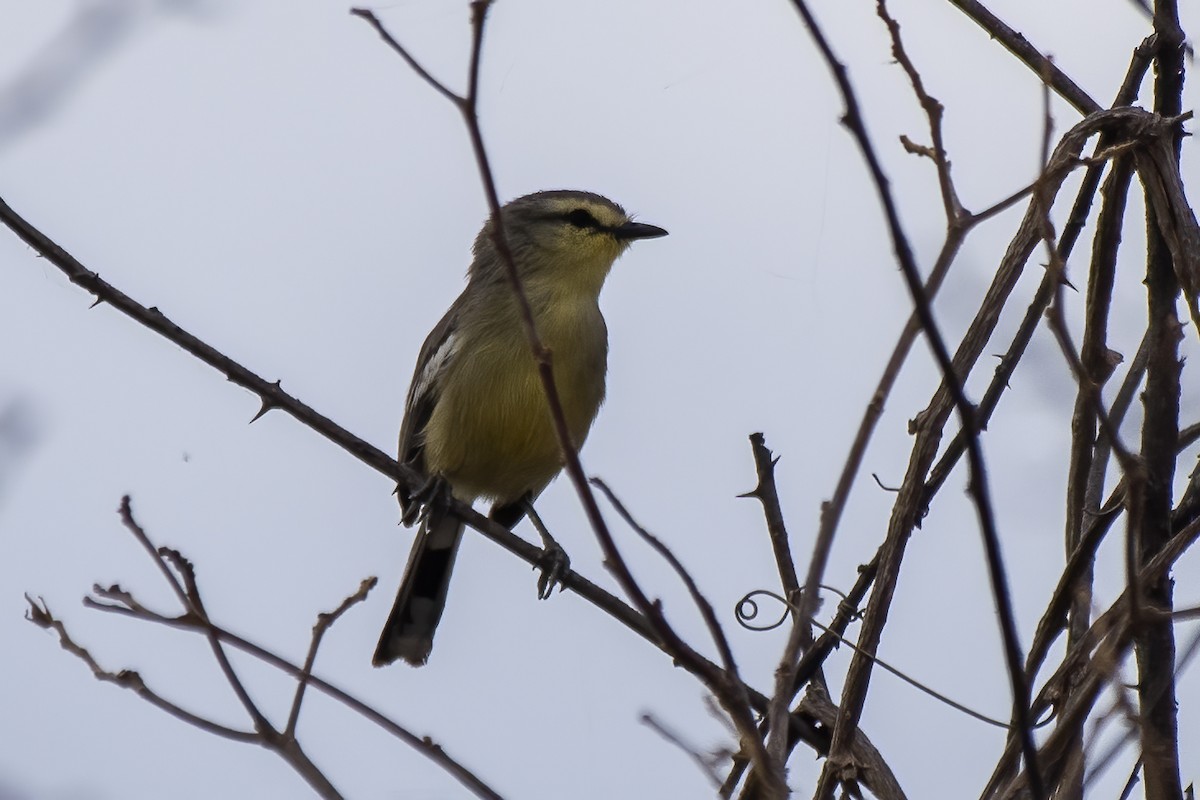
[{"x1": 372, "y1": 509, "x2": 465, "y2": 667}]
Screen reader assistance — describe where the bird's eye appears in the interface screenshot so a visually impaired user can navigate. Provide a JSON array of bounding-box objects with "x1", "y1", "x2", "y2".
[{"x1": 565, "y1": 209, "x2": 598, "y2": 229}]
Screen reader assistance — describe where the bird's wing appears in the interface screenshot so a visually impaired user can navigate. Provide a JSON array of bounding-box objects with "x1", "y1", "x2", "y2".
[{"x1": 397, "y1": 295, "x2": 464, "y2": 513}]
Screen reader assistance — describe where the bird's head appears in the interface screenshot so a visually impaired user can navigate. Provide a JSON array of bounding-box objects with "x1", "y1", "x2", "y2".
[{"x1": 471, "y1": 190, "x2": 667, "y2": 296}]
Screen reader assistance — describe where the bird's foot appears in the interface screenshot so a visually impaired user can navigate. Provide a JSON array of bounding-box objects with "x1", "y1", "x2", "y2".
[
  {"x1": 533, "y1": 539, "x2": 571, "y2": 600},
  {"x1": 401, "y1": 474, "x2": 452, "y2": 527},
  {"x1": 524, "y1": 501, "x2": 570, "y2": 598}
]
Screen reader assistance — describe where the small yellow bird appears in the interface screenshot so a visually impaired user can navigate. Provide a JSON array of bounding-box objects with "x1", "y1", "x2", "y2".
[{"x1": 373, "y1": 190, "x2": 668, "y2": 666}]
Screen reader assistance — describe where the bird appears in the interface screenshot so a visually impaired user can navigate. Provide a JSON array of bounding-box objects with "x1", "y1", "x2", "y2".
[{"x1": 373, "y1": 189, "x2": 668, "y2": 666}]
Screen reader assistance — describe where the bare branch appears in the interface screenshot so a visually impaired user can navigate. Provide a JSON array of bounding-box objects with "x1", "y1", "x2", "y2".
[
  {"x1": 287, "y1": 577, "x2": 378, "y2": 738},
  {"x1": 640, "y1": 713, "x2": 729, "y2": 791},
  {"x1": 592, "y1": 477, "x2": 784, "y2": 797},
  {"x1": 787, "y1": 5, "x2": 1042, "y2": 794},
  {"x1": 740, "y1": 434, "x2": 800, "y2": 604},
  {"x1": 64, "y1": 503, "x2": 505, "y2": 800},
  {"x1": 945, "y1": 0, "x2": 1100, "y2": 115},
  {"x1": 25, "y1": 595, "x2": 259, "y2": 744}
]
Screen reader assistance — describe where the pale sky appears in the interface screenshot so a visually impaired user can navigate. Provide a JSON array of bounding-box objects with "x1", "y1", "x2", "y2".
[{"x1": 2, "y1": 1, "x2": 1198, "y2": 798}]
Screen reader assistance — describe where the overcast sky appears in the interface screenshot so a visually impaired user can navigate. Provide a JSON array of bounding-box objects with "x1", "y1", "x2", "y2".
[{"x1": 2, "y1": 1, "x2": 1198, "y2": 798}]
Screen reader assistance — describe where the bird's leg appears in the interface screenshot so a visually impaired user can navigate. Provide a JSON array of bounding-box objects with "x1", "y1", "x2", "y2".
[
  {"x1": 523, "y1": 499, "x2": 571, "y2": 599},
  {"x1": 489, "y1": 495, "x2": 571, "y2": 598},
  {"x1": 401, "y1": 473, "x2": 453, "y2": 528}
]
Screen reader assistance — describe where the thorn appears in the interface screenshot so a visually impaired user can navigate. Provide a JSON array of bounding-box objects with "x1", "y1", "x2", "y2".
[
  {"x1": 872, "y1": 473, "x2": 900, "y2": 493},
  {"x1": 249, "y1": 381, "x2": 284, "y2": 423},
  {"x1": 89, "y1": 296, "x2": 105, "y2": 309},
  {"x1": 249, "y1": 400, "x2": 276, "y2": 424}
]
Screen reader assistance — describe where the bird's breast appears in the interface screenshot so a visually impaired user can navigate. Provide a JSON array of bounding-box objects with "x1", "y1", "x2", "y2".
[
  {"x1": 536, "y1": 296, "x2": 609, "y2": 426},
  {"x1": 421, "y1": 295, "x2": 608, "y2": 503}
]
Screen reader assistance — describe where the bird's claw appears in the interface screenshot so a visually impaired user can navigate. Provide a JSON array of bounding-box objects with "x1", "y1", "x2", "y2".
[
  {"x1": 534, "y1": 541, "x2": 570, "y2": 599},
  {"x1": 401, "y1": 474, "x2": 452, "y2": 527}
]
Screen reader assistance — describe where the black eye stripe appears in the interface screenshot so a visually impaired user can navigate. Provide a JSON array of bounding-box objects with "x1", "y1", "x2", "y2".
[{"x1": 565, "y1": 208, "x2": 601, "y2": 230}]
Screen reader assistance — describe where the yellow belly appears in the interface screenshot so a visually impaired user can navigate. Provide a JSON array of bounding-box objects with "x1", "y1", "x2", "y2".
[{"x1": 422, "y1": 298, "x2": 607, "y2": 503}]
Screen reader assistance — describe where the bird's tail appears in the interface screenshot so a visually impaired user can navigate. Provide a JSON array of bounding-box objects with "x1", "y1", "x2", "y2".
[{"x1": 373, "y1": 511, "x2": 465, "y2": 667}]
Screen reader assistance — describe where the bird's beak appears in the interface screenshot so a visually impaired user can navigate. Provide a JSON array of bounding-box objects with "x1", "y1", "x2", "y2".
[{"x1": 613, "y1": 221, "x2": 669, "y2": 241}]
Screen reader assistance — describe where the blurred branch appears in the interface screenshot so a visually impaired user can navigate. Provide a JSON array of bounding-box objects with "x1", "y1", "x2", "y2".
[
  {"x1": 0, "y1": 190, "x2": 818, "y2": 750},
  {"x1": 944, "y1": 0, "x2": 1100, "y2": 115},
  {"x1": 794, "y1": 684, "x2": 906, "y2": 800},
  {"x1": 640, "y1": 713, "x2": 728, "y2": 791},
  {"x1": 875, "y1": 0, "x2": 962, "y2": 221},
  {"x1": 741, "y1": 433, "x2": 800, "y2": 605},
  {"x1": 923, "y1": 38, "x2": 1156, "y2": 518},
  {"x1": 25, "y1": 595, "x2": 259, "y2": 744},
  {"x1": 0, "y1": 0, "x2": 189, "y2": 152},
  {"x1": 979, "y1": 423, "x2": 1200, "y2": 797},
  {"x1": 28, "y1": 496, "x2": 506, "y2": 800},
  {"x1": 34, "y1": 497, "x2": 349, "y2": 800},
  {"x1": 286, "y1": 577, "x2": 378, "y2": 738},
  {"x1": 591, "y1": 476, "x2": 785, "y2": 797},
  {"x1": 0, "y1": 9, "x2": 864, "y2": 780},
  {"x1": 0, "y1": 395, "x2": 41, "y2": 502},
  {"x1": 350, "y1": 3, "x2": 622, "y2": 639},
  {"x1": 738, "y1": 589, "x2": 1015, "y2": 730},
  {"x1": 989, "y1": 512, "x2": 1200, "y2": 799},
  {"x1": 1132, "y1": 3, "x2": 1188, "y2": 796},
  {"x1": 354, "y1": 8, "x2": 840, "y2": 795},
  {"x1": 788, "y1": 3, "x2": 1044, "y2": 794},
  {"x1": 737, "y1": 434, "x2": 815, "y2": 772}
]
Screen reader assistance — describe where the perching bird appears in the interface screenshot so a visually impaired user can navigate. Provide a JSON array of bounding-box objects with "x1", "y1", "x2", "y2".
[{"x1": 373, "y1": 190, "x2": 668, "y2": 666}]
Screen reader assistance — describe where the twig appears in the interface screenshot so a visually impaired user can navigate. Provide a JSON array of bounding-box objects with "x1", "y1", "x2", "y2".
[
  {"x1": 787, "y1": 4, "x2": 1042, "y2": 796},
  {"x1": 1132, "y1": 3, "x2": 1189, "y2": 795},
  {"x1": 1040, "y1": 110, "x2": 1130, "y2": 792},
  {"x1": 737, "y1": 433, "x2": 820, "y2": 774},
  {"x1": 736, "y1": 590, "x2": 1021, "y2": 730},
  {"x1": 794, "y1": 685, "x2": 907, "y2": 800},
  {"x1": 57, "y1": 500, "x2": 506, "y2": 800},
  {"x1": 116, "y1": 499, "x2": 283, "y2": 745},
  {"x1": 1085, "y1": 624, "x2": 1200, "y2": 790},
  {"x1": 0, "y1": 187, "x2": 823, "y2": 752},
  {"x1": 875, "y1": 0, "x2": 962, "y2": 221},
  {"x1": 722, "y1": 555, "x2": 881, "y2": 796},
  {"x1": 24, "y1": 596, "x2": 259, "y2": 744},
  {"x1": 591, "y1": 477, "x2": 783, "y2": 797},
  {"x1": 795, "y1": 1, "x2": 977, "y2": 719},
  {"x1": 286, "y1": 577, "x2": 378, "y2": 738},
  {"x1": 741, "y1": 434, "x2": 800, "y2": 604},
  {"x1": 945, "y1": 0, "x2": 1100, "y2": 115},
  {"x1": 351, "y1": 4, "x2": 622, "y2": 620},
  {"x1": 83, "y1": 591, "x2": 507, "y2": 800},
  {"x1": 985, "y1": 514, "x2": 1200, "y2": 799},
  {"x1": 640, "y1": 713, "x2": 728, "y2": 791},
  {"x1": 344, "y1": 17, "x2": 792, "y2": 785}
]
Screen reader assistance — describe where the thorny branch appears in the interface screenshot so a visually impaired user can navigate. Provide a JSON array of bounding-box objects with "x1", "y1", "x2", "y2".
[
  {"x1": 26, "y1": 498, "x2": 505, "y2": 800},
  {"x1": 9, "y1": 1, "x2": 1199, "y2": 798},
  {"x1": 789, "y1": 1, "x2": 1051, "y2": 794},
  {"x1": 353, "y1": 6, "x2": 790, "y2": 793}
]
